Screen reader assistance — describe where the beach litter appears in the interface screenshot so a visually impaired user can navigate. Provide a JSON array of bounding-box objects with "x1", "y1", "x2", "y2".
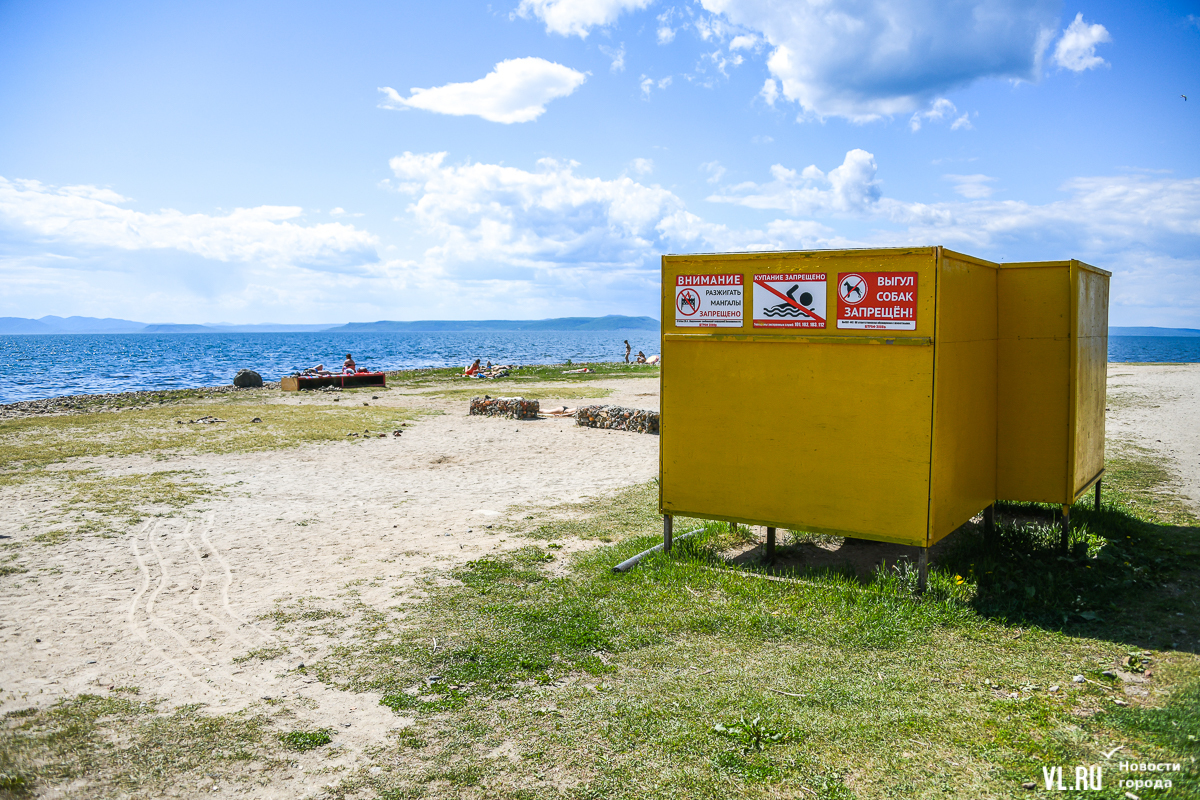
[
  {"x1": 470, "y1": 396, "x2": 540, "y2": 420},
  {"x1": 178, "y1": 416, "x2": 225, "y2": 424},
  {"x1": 575, "y1": 405, "x2": 659, "y2": 434}
]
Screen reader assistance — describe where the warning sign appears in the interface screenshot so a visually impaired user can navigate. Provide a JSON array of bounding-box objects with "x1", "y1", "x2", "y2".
[
  {"x1": 675, "y1": 274, "x2": 744, "y2": 327},
  {"x1": 752, "y1": 273, "x2": 826, "y2": 329},
  {"x1": 836, "y1": 272, "x2": 918, "y2": 330}
]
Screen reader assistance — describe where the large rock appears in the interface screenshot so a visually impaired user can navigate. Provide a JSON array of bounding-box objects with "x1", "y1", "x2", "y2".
[{"x1": 233, "y1": 369, "x2": 263, "y2": 388}]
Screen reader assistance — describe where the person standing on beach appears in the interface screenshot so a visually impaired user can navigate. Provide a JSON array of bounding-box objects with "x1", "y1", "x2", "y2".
[{"x1": 624, "y1": 340, "x2": 631, "y2": 363}]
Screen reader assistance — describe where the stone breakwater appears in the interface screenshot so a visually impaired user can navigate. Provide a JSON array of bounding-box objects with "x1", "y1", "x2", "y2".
[
  {"x1": 469, "y1": 396, "x2": 540, "y2": 420},
  {"x1": 0, "y1": 384, "x2": 279, "y2": 421},
  {"x1": 575, "y1": 405, "x2": 660, "y2": 435}
]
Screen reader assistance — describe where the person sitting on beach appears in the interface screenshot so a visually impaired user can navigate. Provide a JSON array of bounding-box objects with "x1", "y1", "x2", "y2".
[
  {"x1": 343, "y1": 354, "x2": 356, "y2": 373},
  {"x1": 464, "y1": 358, "x2": 481, "y2": 376},
  {"x1": 635, "y1": 351, "x2": 647, "y2": 364}
]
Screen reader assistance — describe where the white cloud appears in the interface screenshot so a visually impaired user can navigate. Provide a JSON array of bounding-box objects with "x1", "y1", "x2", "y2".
[
  {"x1": 729, "y1": 34, "x2": 759, "y2": 51},
  {"x1": 599, "y1": 43, "x2": 626, "y2": 73},
  {"x1": 752, "y1": 134, "x2": 773, "y2": 144},
  {"x1": 708, "y1": 149, "x2": 882, "y2": 215},
  {"x1": 628, "y1": 158, "x2": 654, "y2": 176},
  {"x1": 909, "y1": 98, "x2": 956, "y2": 132},
  {"x1": 378, "y1": 58, "x2": 586, "y2": 124},
  {"x1": 656, "y1": 8, "x2": 677, "y2": 44},
  {"x1": 760, "y1": 77, "x2": 778, "y2": 106},
  {"x1": 701, "y1": 160, "x2": 726, "y2": 184},
  {"x1": 640, "y1": 74, "x2": 672, "y2": 98},
  {"x1": 944, "y1": 174, "x2": 996, "y2": 199},
  {"x1": 516, "y1": 0, "x2": 652, "y2": 38},
  {"x1": 698, "y1": 0, "x2": 1059, "y2": 120},
  {"x1": 950, "y1": 113, "x2": 973, "y2": 131},
  {"x1": 385, "y1": 151, "x2": 850, "y2": 273},
  {"x1": 0, "y1": 177, "x2": 378, "y2": 270},
  {"x1": 1053, "y1": 13, "x2": 1112, "y2": 72}
]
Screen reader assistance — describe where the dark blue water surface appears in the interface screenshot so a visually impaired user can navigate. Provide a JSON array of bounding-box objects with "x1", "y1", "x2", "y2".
[
  {"x1": 0, "y1": 332, "x2": 1194, "y2": 404},
  {"x1": 0, "y1": 331, "x2": 664, "y2": 403},
  {"x1": 1108, "y1": 336, "x2": 1200, "y2": 364}
]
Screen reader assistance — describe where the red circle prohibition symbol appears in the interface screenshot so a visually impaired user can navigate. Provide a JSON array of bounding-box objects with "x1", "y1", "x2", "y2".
[
  {"x1": 677, "y1": 287, "x2": 701, "y2": 316},
  {"x1": 839, "y1": 273, "x2": 868, "y2": 305}
]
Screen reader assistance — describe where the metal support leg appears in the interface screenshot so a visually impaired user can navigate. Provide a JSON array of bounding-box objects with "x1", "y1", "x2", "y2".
[
  {"x1": 664, "y1": 514, "x2": 673, "y2": 554},
  {"x1": 1060, "y1": 506, "x2": 1070, "y2": 553},
  {"x1": 917, "y1": 547, "x2": 928, "y2": 593},
  {"x1": 765, "y1": 527, "x2": 776, "y2": 563},
  {"x1": 1095, "y1": 480, "x2": 1102, "y2": 511},
  {"x1": 983, "y1": 503, "x2": 996, "y2": 548}
]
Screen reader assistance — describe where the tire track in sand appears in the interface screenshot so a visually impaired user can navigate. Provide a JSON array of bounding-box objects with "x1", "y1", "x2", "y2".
[{"x1": 128, "y1": 520, "x2": 209, "y2": 692}]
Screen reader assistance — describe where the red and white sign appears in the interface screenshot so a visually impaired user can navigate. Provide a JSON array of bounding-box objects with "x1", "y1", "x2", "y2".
[
  {"x1": 752, "y1": 273, "x2": 826, "y2": 329},
  {"x1": 836, "y1": 272, "x2": 918, "y2": 330},
  {"x1": 675, "y1": 274, "x2": 744, "y2": 327}
]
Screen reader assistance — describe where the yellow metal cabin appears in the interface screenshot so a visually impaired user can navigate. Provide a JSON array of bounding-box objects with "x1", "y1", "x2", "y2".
[
  {"x1": 659, "y1": 247, "x2": 998, "y2": 556},
  {"x1": 996, "y1": 261, "x2": 1111, "y2": 513}
]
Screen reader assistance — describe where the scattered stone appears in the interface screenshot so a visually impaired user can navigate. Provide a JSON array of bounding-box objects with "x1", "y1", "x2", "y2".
[
  {"x1": 575, "y1": 404, "x2": 659, "y2": 435},
  {"x1": 1102, "y1": 670, "x2": 1117, "y2": 678},
  {"x1": 372, "y1": 396, "x2": 379, "y2": 400},
  {"x1": 1021, "y1": 782, "x2": 1035, "y2": 790},
  {"x1": 1072, "y1": 674, "x2": 1085, "y2": 683},
  {"x1": 233, "y1": 369, "x2": 263, "y2": 388},
  {"x1": 363, "y1": 402, "x2": 369, "y2": 406},
  {"x1": 470, "y1": 396, "x2": 539, "y2": 420},
  {"x1": 250, "y1": 417, "x2": 262, "y2": 423}
]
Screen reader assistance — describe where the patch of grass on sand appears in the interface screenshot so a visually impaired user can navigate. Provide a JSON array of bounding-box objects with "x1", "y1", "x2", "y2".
[
  {"x1": 278, "y1": 728, "x2": 333, "y2": 752},
  {"x1": 419, "y1": 386, "x2": 615, "y2": 402},
  {"x1": 306, "y1": 456, "x2": 1198, "y2": 799},
  {"x1": 0, "y1": 694, "x2": 287, "y2": 798},
  {"x1": 386, "y1": 361, "x2": 658, "y2": 390},
  {"x1": 0, "y1": 399, "x2": 421, "y2": 480}
]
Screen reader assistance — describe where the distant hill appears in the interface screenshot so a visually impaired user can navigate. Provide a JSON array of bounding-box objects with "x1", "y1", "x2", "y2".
[
  {"x1": 0, "y1": 317, "x2": 339, "y2": 334},
  {"x1": 1110, "y1": 326, "x2": 1200, "y2": 337},
  {"x1": 330, "y1": 315, "x2": 660, "y2": 332},
  {"x1": 1, "y1": 314, "x2": 658, "y2": 335},
  {"x1": 0, "y1": 315, "x2": 146, "y2": 334}
]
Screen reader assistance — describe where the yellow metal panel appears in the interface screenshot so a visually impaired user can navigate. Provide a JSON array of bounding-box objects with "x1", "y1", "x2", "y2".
[
  {"x1": 660, "y1": 338, "x2": 935, "y2": 545},
  {"x1": 929, "y1": 249, "x2": 998, "y2": 543},
  {"x1": 1072, "y1": 262, "x2": 1109, "y2": 496},
  {"x1": 661, "y1": 248, "x2": 942, "y2": 547},
  {"x1": 996, "y1": 262, "x2": 1072, "y2": 503},
  {"x1": 996, "y1": 338, "x2": 1070, "y2": 502}
]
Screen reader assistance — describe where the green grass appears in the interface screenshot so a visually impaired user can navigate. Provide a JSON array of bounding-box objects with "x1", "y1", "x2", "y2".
[
  {"x1": 301, "y1": 460, "x2": 1198, "y2": 799},
  {"x1": 0, "y1": 694, "x2": 285, "y2": 798},
  {"x1": 278, "y1": 728, "x2": 333, "y2": 752},
  {"x1": 0, "y1": 397, "x2": 421, "y2": 477},
  {"x1": 385, "y1": 361, "x2": 658, "y2": 390}
]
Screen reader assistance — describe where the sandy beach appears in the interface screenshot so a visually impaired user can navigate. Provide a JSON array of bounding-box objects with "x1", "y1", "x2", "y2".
[{"x1": 1, "y1": 363, "x2": 1197, "y2": 797}]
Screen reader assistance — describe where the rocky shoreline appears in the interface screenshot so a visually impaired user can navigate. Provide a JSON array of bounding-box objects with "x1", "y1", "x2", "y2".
[{"x1": 0, "y1": 383, "x2": 281, "y2": 421}]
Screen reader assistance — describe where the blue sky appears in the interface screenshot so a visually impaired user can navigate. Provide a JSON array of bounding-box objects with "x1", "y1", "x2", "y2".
[{"x1": 1, "y1": 0, "x2": 1197, "y2": 325}]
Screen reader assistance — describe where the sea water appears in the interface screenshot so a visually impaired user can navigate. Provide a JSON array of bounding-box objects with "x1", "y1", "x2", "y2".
[
  {"x1": 0, "y1": 332, "x2": 1195, "y2": 404},
  {"x1": 0, "y1": 330, "x2": 664, "y2": 403}
]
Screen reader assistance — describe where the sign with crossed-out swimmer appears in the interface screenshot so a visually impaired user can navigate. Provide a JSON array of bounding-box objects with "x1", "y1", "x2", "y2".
[{"x1": 752, "y1": 273, "x2": 827, "y2": 329}]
